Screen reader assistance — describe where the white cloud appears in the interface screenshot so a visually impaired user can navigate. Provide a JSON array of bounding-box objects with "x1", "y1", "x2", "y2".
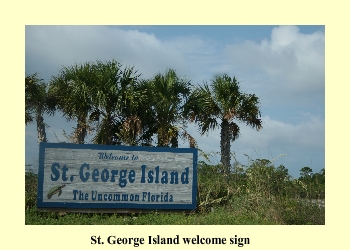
[
  {"x1": 224, "y1": 26, "x2": 325, "y2": 107},
  {"x1": 26, "y1": 26, "x2": 189, "y2": 80},
  {"x1": 238, "y1": 115, "x2": 324, "y2": 150}
]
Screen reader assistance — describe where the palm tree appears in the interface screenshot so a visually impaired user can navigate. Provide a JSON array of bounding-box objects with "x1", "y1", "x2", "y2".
[
  {"x1": 48, "y1": 62, "x2": 97, "y2": 144},
  {"x1": 116, "y1": 79, "x2": 157, "y2": 146},
  {"x1": 185, "y1": 73, "x2": 262, "y2": 173},
  {"x1": 91, "y1": 60, "x2": 141, "y2": 145},
  {"x1": 147, "y1": 69, "x2": 191, "y2": 147},
  {"x1": 25, "y1": 73, "x2": 54, "y2": 143}
]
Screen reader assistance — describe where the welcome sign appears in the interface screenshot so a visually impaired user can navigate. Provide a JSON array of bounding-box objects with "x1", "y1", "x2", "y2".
[{"x1": 37, "y1": 143, "x2": 198, "y2": 212}]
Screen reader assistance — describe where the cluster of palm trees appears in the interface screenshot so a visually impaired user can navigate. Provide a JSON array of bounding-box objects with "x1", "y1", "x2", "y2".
[{"x1": 25, "y1": 60, "x2": 262, "y2": 172}]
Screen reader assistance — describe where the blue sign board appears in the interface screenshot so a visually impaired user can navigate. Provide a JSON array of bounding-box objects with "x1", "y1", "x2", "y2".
[{"x1": 37, "y1": 143, "x2": 198, "y2": 211}]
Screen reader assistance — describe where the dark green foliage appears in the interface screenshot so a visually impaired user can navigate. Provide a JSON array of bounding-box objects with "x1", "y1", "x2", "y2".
[
  {"x1": 25, "y1": 172, "x2": 38, "y2": 211},
  {"x1": 144, "y1": 69, "x2": 191, "y2": 147},
  {"x1": 296, "y1": 167, "x2": 325, "y2": 199}
]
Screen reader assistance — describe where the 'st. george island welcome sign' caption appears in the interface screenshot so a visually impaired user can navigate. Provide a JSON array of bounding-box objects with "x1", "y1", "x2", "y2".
[{"x1": 37, "y1": 143, "x2": 198, "y2": 213}]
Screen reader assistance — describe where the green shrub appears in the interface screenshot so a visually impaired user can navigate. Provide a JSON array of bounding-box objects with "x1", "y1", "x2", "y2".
[
  {"x1": 197, "y1": 162, "x2": 237, "y2": 212},
  {"x1": 25, "y1": 172, "x2": 38, "y2": 211},
  {"x1": 277, "y1": 198, "x2": 325, "y2": 225}
]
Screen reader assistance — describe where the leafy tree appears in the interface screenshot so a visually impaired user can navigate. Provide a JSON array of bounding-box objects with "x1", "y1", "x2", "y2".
[
  {"x1": 298, "y1": 167, "x2": 325, "y2": 199},
  {"x1": 185, "y1": 73, "x2": 262, "y2": 173},
  {"x1": 319, "y1": 168, "x2": 325, "y2": 176},
  {"x1": 25, "y1": 73, "x2": 54, "y2": 143},
  {"x1": 298, "y1": 167, "x2": 314, "y2": 198},
  {"x1": 312, "y1": 168, "x2": 325, "y2": 199},
  {"x1": 299, "y1": 167, "x2": 313, "y2": 178},
  {"x1": 272, "y1": 165, "x2": 291, "y2": 196}
]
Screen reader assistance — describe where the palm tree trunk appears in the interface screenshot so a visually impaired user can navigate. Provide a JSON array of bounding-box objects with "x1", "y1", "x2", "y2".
[
  {"x1": 76, "y1": 114, "x2": 87, "y2": 144},
  {"x1": 157, "y1": 131, "x2": 166, "y2": 147},
  {"x1": 170, "y1": 130, "x2": 179, "y2": 148},
  {"x1": 157, "y1": 121, "x2": 169, "y2": 147},
  {"x1": 36, "y1": 109, "x2": 47, "y2": 143},
  {"x1": 220, "y1": 118, "x2": 231, "y2": 174},
  {"x1": 105, "y1": 114, "x2": 114, "y2": 145}
]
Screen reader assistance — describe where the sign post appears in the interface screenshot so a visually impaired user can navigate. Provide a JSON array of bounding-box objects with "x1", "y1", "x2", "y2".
[{"x1": 37, "y1": 143, "x2": 198, "y2": 213}]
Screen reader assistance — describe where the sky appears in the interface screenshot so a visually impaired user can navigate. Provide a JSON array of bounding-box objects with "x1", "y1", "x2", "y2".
[{"x1": 25, "y1": 25, "x2": 325, "y2": 178}]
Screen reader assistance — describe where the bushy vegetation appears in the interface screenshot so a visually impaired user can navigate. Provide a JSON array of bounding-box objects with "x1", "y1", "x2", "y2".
[
  {"x1": 25, "y1": 172, "x2": 38, "y2": 211},
  {"x1": 25, "y1": 160, "x2": 324, "y2": 225},
  {"x1": 196, "y1": 159, "x2": 325, "y2": 225}
]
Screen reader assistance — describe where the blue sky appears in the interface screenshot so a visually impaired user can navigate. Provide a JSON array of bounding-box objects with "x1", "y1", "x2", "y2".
[{"x1": 25, "y1": 25, "x2": 325, "y2": 178}]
